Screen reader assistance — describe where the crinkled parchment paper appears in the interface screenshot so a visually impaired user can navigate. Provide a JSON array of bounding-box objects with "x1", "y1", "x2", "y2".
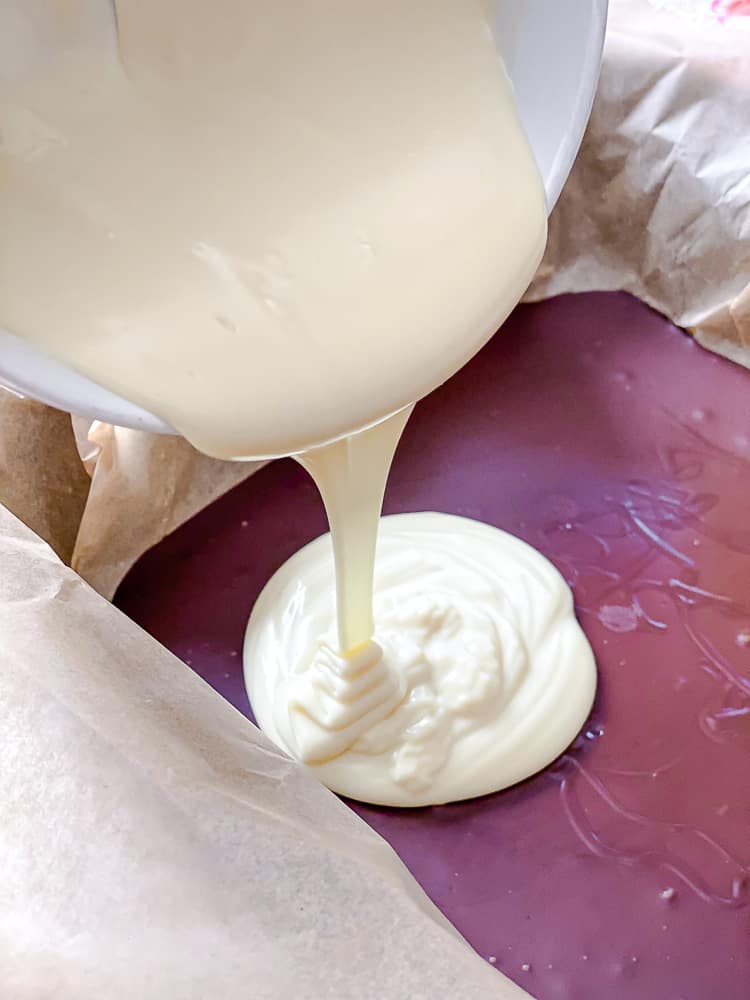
[
  {"x1": 0, "y1": 505, "x2": 529, "y2": 999},
  {"x1": 70, "y1": 420, "x2": 261, "y2": 599},
  {"x1": 526, "y1": 0, "x2": 750, "y2": 365},
  {"x1": 0, "y1": 390, "x2": 89, "y2": 563}
]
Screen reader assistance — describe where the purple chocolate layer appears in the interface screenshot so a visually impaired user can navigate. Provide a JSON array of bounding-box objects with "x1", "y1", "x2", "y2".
[{"x1": 117, "y1": 292, "x2": 750, "y2": 999}]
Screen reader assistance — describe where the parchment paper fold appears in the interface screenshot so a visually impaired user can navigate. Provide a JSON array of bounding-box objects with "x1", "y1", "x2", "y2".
[{"x1": 0, "y1": 504, "x2": 527, "y2": 999}]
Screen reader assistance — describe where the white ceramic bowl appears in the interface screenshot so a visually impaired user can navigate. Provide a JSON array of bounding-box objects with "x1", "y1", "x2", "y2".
[{"x1": 0, "y1": 0, "x2": 607, "y2": 433}]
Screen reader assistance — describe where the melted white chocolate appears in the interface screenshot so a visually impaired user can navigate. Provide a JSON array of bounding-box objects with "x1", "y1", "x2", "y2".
[
  {"x1": 0, "y1": 0, "x2": 546, "y2": 460},
  {"x1": 245, "y1": 513, "x2": 596, "y2": 807},
  {"x1": 1, "y1": 0, "x2": 596, "y2": 807}
]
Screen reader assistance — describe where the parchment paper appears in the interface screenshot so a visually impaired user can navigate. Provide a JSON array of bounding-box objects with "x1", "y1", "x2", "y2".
[
  {"x1": 526, "y1": 0, "x2": 750, "y2": 365},
  {"x1": 70, "y1": 420, "x2": 260, "y2": 599},
  {"x1": 0, "y1": 389, "x2": 89, "y2": 563},
  {"x1": 0, "y1": 504, "x2": 529, "y2": 999}
]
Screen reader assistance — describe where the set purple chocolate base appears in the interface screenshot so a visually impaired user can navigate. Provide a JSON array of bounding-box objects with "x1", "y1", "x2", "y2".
[{"x1": 117, "y1": 293, "x2": 750, "y2": 1000}]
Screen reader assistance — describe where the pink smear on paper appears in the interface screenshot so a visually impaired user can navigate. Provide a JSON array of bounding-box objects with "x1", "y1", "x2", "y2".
[{"x1": 712, "y1": 0, "x2": 750, "y2": 20}]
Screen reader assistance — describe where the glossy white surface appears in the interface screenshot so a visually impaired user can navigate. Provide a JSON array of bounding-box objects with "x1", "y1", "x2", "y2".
[
  {"x1": 244, "y1": 513, "x2": 597, "y2": 807},
  {"x1": 0, "y1": 0, "x2": 606, "y2": 432}
]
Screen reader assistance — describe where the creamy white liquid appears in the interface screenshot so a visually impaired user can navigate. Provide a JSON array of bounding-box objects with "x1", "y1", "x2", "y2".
[
  {"x1": 0, "y1": 0, "x2": 596, "y2": 807},
  {"x1": 245, "y1": 512, "x2": 596, "y2": 807},
  {"x1": 0, "y1": 0, "x2": 546, "y2": 460}
]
